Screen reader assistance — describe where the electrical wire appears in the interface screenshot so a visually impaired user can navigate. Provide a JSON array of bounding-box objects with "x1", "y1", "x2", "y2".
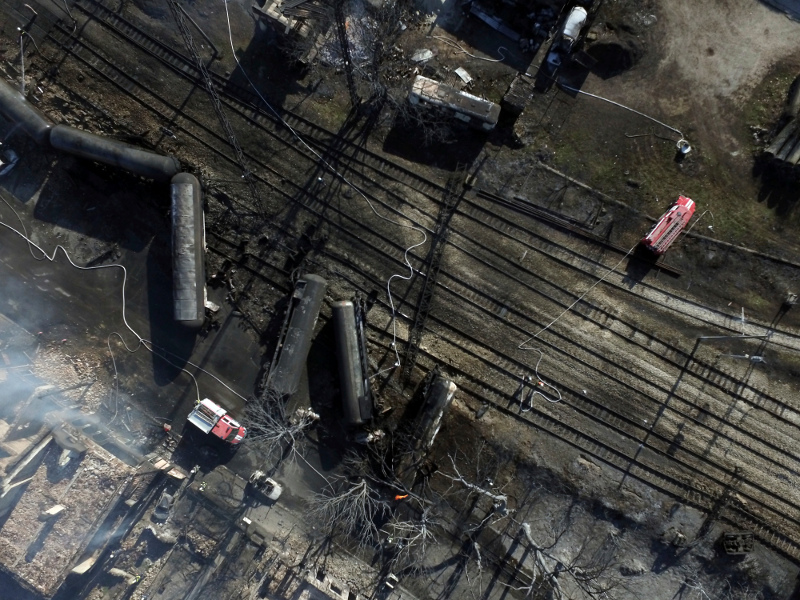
[
  {"x1": 0, "y1": 194, "x2": 249, "y2": 409},
  {"x1": 518, "y1": 348, "x2": 561, "y2": 406},
  {"x1": 560, "y1": 84, "x2": 685, "y2": 141},
  {"x1": 517, "y1": 244, "x2": 638, "y2": 404},
  {"x1": 222, "y1": 0, "x2": 426, "y2": 376},
  {"x1": 426, "y1": 35, "x2": 508, "y2": 63},
  {"x1": 682, "y1": 209, "x2": 714, "y2": 237},
  {"x1": 520, "y1": 244, "x2": 636, "y2": 346},
  {"x1": 624, "y1": 128, "x2": 677, "y2": 143}
]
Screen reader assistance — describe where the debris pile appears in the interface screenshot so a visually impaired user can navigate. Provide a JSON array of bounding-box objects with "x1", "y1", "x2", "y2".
[{"x1": 0, "y1": 441, "x2": 133, "y2": 597}]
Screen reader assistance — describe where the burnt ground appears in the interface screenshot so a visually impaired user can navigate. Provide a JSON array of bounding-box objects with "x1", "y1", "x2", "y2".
[{"x1": 1, "y1": 0, "x2": 800, "y2": 598}]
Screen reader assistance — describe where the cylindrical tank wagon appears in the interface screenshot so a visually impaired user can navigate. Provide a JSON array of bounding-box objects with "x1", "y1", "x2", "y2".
[
  {"x1": 265, "y1": 274, "x2": 327, "y2": 397},
  {"x1": 50, "y1": 125, "x2": 180, "y2": 182},
  {"x1": 0, "y1": 78, "x2": 206, "y2": 328},
  {"x1": 415, "y1": 374, "x2": 457, "y2": 454},
  {"x1": 170, "y1": 173, "x2": 205, "y2": 328},
  {"x1": 0, "y1": 79, "x2": 180, "y2": 182},
  {"x1": 332, "y1": 299, "x2": 373, "y2": 426},
  {"x1": 0, "y1": 78, "x2": 53, "y2": 146}
]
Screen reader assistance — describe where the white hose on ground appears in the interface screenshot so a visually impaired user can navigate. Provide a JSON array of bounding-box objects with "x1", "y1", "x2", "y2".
[
  {"x1": 518, "y1": 244, "x2": 638, "y2": 404},
  {"x1": 559, "y1": 84, "x2": 684, "y2": 140},
  {"x1": 427, "y1": 35, "x2": 508, "y2": 63},
  {"x1": 0, "y1": 194, "x2": 249, "y2": 408}
]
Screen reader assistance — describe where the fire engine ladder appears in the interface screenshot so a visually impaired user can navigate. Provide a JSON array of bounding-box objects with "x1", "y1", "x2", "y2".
[
  {"x1": 167, "y1": 0, "x2": 264, "y2": 213},
  {"x1": 333, "y1": 0, "x2": 359, "y2": 107},
  {"x1": 402, "y1": 165, "x2": 467, "y2": 384}
]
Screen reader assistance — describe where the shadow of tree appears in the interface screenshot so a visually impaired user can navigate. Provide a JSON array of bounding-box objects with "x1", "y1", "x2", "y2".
[{"x1": 753, "y1": 156, "x2": 800, "y2": 217}]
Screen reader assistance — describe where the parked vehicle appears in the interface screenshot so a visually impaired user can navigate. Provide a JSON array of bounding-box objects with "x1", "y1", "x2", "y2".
[
  {"x1": 640, "y1": 195, "x2": 696, "y2": 255},
  {"x1": 541, "y1": 5, "x2": 589, "y2": 80},
  {"x1": 408, "y1": 76, "x2": 501, "y2": 131},
  {"x1": 153, "y1": 491, "x2": 174, "y2": 521},
  {"x1": 187, "y1": 398, "x2": 247, "y2": 444},
  {"x1": 248, "y1": 470, "x2": 283, "y2": 501}
]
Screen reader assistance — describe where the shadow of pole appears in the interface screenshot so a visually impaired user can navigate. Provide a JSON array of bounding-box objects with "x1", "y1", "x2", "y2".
[
  {"x1": 619, "y1": 337, "x2": 701, "y2": 490},
  {"x1": 619, "y1": 332, "x2": 771, "y2": 490}
]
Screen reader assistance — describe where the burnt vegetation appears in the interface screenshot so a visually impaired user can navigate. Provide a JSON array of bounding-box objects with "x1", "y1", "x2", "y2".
[{"x1": 284, "y1": 0, "x2": 459, "y2": 143}]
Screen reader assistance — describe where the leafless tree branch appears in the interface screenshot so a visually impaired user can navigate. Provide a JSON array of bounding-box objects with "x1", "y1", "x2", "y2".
[
  {"x1": 243, "y1": 390, "x2": 318, "y2": 462},
  {"x1": 436, "y1": 453, "x2": 510, "y2": 510},
  {"x1": 512, "y1": 521, "x2": 621, "y2": 600},
  {"x1": 383, "y1": 506, "x2": 441, "y2": 574},
  {"x1": 309, "y1": 476, "x2": 390, "y2": 550}
]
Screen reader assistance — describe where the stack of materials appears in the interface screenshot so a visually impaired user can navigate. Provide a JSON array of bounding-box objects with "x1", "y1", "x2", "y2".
[{"x1": 764, "y1": 74, "x2": 800, "y2": 167}]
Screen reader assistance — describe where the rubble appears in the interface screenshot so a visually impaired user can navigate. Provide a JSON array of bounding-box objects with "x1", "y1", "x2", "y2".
[{"x1": 0, "y1": 436, "x2": 134, "y2": 597}]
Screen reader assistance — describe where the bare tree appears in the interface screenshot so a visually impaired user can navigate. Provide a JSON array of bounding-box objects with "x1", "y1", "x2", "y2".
[
  {"x1": 507, "y1": 519, "x2": 621, "y2": 600},
  {"x1": 382, "y1": 506, "x2": 441, "y2": 575},
  {"x1": 309, "y1": 475, "x2": 391, "y2": 550},
  {"x1": 351, "y1": 0, "x2": 410, "y2": 101},
  {"x1": 438, "y1": 453, "x2": 509, "y2": 507},
  {"x1": 680, "y1": 565, "x2": 767, "y2": 600},
  {"x1": 434, "y1": 443, "x2": 514, "y2": 530},
  {"x1": 243, "y1": 390, "x2": 318, "y2": 462}
]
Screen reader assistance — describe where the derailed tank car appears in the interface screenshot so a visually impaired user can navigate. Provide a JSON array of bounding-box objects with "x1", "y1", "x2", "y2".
[
  {"x1": 408, "y1": 76, "x2": 501, "y2": 131},
  {"x1": 0, "y1": 78, "x2": 53, "y2": 145},
  {"x1": 265, "y1": 274, "x2": 327, "y2": 397},
  {"x1": 414, "y1": 375, "x2": 457, "y2": 455},
  {"x1": 171, "y1": 173, "x2": 205, "y2": 328},
  {"x1": 50, "y1": 124, "x2": 180, "y2": 182},
  {"x1": 398, "y1": 374, "x2": 457, "y2": 484},
  {"x1": 332, "y1": 299, "x2": 372, "y2": 426}
]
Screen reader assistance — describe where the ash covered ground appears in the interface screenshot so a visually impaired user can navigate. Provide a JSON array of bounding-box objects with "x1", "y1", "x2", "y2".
[{"x1": 0, "y1": 0, "x2": 800, "y2": 599}]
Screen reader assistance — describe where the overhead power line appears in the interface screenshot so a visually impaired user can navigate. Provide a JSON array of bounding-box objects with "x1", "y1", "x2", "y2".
[{"x1": 167, "y1": 0, "x2": 264, "y2": 213}]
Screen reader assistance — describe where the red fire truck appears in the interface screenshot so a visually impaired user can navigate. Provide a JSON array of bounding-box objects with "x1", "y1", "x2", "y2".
[
  {"x1": 641, "y1": 195, "x2": 696, "y2": 255},
  {"x1": 187, "y1": 398, "x2": 247, "y2": 444}
]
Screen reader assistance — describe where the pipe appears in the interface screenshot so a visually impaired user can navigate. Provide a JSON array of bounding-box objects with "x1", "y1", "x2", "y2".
[
  {"x1": 776, "y1": 131, "x2": 799, "y2": 162},
  {"x1": 764, "y1": 120, "x2": 796, "y2": 157},
  {"x1": 0, "y1": 77, "x2": 52, "y2": 145},
  {"x1": 785, "y1": 137, "x2": 800, "y2": 166},
  {"x1": 50, "y1": 124, "x2": 180, "y2": 182}
]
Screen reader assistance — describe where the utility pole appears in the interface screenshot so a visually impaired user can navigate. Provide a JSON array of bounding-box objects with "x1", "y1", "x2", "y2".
[{"x1": 333, "y1": 0, "x2": 359, "y2": 107}]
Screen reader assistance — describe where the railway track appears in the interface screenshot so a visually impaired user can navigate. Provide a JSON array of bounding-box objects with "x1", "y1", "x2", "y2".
[
  {"x1": 473, "y1": 188, "x2": 684, "y2": 276},
  {"x1": 318, "y1": 255, "x2": 800, "y2": 561},
  {"x1": 72, "y1": 0, "x2": 447, "y2": 199},
  {"x1": 205, "y1": 219, "x2": 800, "y2": 561},
  {"x1": 68, "y1": 0, "x2": 800, "y2": 355},
  {"x1": 38, "y1": 8, "x2": 800, "y2": 562}
]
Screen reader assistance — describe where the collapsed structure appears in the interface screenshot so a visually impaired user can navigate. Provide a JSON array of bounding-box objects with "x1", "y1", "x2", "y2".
[{"x1": 0, "y1": 387, "x2": 138, "y2": 597}]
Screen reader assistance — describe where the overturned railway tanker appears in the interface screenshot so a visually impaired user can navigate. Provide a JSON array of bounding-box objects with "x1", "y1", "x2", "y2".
[
  {"x1": 332, "y1": 299, "x2": 373, "y2": 427},
  {"x1": 170, "y1": 173, "x2": 206, "y2": 328},
  {"x1": 0, "y1": 77, "x2": 203, "y2": 326},
  {"x1": 264, "y1": 274, "x2": 327, "y2": 398}
]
